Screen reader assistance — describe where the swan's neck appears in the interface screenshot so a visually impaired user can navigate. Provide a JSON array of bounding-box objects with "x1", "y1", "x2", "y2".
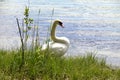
[
  {"x1": 51, "y1": 23, "x2": 57, "y2": 41},
  {"x1": 51, "y1": 22, "x2": 66, "y2": 44}
]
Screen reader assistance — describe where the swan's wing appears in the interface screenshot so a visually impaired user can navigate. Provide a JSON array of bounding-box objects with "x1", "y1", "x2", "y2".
[
  {"x1": 41, "y1": 43, "x2": 47, "y2": 50},
  {"x1": 49, "y1": 43, "x2": 67, "y2": 56},
  {"x1": 41, "y1": 42, "x2": 53, "y2": 50},
  {"x1": 41, "y1": 41, "x2": 69, "y2": 56},
  {"x1": 56, "y1": 37, "x2": 70, "y2": 45}
]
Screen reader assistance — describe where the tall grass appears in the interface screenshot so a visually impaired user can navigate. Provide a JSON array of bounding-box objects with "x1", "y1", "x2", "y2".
[{"x1": 0, "y1": 50, "x2": 120, "y2": 80}]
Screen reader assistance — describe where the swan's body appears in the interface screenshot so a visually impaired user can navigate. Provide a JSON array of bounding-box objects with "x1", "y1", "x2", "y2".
[{"x1": 42, "y1": 20, "x2": 70, "y2": 56}]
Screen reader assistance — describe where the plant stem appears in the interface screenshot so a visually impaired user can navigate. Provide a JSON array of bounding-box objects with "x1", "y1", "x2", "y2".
[
  {"x1": 16, "y1": 18, "x2": 25, "y2": 68},
  {"x1": 35, "y1": 9, "x2": 41, "y2": 48},
  {"x1": 50, "y1": 8, "x2": 54, "y2": 41}
]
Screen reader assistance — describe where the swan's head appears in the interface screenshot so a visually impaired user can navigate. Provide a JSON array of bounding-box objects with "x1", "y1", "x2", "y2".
[{"x1": 54, "y1": 20, "x2": 64, "y2": 28}]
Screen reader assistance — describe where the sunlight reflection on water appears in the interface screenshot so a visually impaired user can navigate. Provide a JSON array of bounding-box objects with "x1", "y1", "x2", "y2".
[{"x1": 0, "y1": 0, "x2": 120, "y2": 67}]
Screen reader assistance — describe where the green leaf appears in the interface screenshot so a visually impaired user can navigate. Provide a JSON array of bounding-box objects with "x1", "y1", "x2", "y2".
[
  {"x1": 28, "y1": 26, "x2": 32, "y2": 30},
  {"x1": 24, "y1": 18, "x2": 29, "y2": 24},
  {"x1": 29, "y1": 18, "x2": 33, "y2": 23},
  {"x1": 24, "y1": 6, "x2": 29, "y2": 17}
]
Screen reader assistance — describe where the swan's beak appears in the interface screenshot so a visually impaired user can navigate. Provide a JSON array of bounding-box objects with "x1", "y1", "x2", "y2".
[{"x1": 61, "y1": 24, "x2": 64, "y2": 28}]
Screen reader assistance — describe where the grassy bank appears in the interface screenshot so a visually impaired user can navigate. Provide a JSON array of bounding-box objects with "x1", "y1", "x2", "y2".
[{"x1": 0, "y1": 50, "x2": 120, "y2": 80}]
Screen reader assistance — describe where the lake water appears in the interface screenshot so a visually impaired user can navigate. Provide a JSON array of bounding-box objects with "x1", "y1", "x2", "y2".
[{"x1": 0, "y1": 0, "x2": 120, "y2": 67}]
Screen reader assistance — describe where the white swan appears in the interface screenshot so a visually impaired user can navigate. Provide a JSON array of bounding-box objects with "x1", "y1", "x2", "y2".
[{"x1": 42, "y1": 20, "x2": 70, "y2": 56}]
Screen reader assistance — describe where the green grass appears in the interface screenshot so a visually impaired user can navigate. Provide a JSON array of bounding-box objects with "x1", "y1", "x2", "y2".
[{"x1": 0, "y1": 49, "x2": 120, "y2": 80}]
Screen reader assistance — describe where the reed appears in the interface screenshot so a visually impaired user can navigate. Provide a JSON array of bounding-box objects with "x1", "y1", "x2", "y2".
[
  {"x1": 16, "y1": 5, "x2": 36, "y2": 71},
  {"x1": 16, "y1": 18, "x2": 25, "y2": 69},
  {"x1": 35, "y1": 9, "x2": 41, "y2": 49}
]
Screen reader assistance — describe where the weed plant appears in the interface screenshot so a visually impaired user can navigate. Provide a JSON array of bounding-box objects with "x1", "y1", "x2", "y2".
[{"x1": 0, "y1": 50, "x2": 120, "y2": 80}]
